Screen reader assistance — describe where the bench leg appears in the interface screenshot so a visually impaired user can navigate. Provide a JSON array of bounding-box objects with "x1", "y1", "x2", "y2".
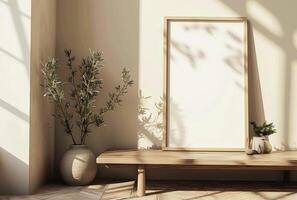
[{"x1": 137, "y1": 165, "x2": 146, "y2": 197}]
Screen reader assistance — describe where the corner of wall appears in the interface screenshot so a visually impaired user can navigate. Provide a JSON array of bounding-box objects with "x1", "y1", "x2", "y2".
[{"x1": 29, "y1": 0, "x2": 57, "y2": 194}]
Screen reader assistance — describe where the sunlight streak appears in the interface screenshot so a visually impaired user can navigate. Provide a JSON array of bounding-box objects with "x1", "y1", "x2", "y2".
[
  {"x1": 292, "y1": 29, "x2": 297, "y2": 50},
  {"x1": 247, "y1": 0, "x2": 283, "y2": 37}
]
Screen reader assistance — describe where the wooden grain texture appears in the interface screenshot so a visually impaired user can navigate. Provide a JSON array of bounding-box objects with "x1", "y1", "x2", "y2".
[
  {"x1": 97, "y1": 150, "x2": 297, "y2": 169},
  {"x1": 4, "y1": 181, "x2": 297, "y2": 200}
]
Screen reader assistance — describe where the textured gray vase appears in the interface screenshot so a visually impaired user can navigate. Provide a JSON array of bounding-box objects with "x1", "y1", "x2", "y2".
[{"x1": 60, "y1": 145, "x2": 97, "y2": 186}]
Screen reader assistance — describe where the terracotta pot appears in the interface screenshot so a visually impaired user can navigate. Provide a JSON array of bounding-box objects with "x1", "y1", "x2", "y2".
[{"x1": 60, "y1": 145, "x2": 97, "y2": 186}]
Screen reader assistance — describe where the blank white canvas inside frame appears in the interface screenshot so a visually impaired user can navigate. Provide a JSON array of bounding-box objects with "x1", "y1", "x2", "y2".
[{"x1": 168, "y1": 20, "x2": 246, "y2": 149}]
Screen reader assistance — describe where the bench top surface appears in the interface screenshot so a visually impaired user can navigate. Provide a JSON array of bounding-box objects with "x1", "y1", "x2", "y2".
[{"x1": 96, "y1": 150, "x2": 297, "y2": 168}]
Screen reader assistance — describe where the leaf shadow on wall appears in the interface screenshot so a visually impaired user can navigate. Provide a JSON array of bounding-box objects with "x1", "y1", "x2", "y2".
[
  {"x1": 224, "y1": 31, "x2": 244, "y2": 77},
  {"x1": 169, "y1": 24, "x2": 214, "y2": 69},
  {"x1": 170, "y1": 39, "x2": 206, "y2": 69},
  {"x1": 137, "y1": 91, "x2": 187, "y2": 149},
  {"x1": 167, "y1": 98, "x2": 186, "y2": 147},
  {"x1": 138, "y1": 91, "x2": 164, "y2": 149}
]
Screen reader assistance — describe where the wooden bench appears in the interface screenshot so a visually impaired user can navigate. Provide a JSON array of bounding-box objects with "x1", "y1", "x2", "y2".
[{"x1": 96, "y1": 150, "x2": 297, "y2": 197}]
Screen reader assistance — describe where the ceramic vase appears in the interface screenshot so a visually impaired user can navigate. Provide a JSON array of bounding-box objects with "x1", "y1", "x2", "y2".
[
  {"x1": 263, "y1": 137, "x2": 272, "y2": 153},
  {"x1": 60, "y1": 145, "x2": 97, "y2": 186},
  {"x1": 252, "y1": 136, "x2": 272, "y2": 154},
  {"x1": 252, "y1": 136, "x2": 265, "y2": 154}
]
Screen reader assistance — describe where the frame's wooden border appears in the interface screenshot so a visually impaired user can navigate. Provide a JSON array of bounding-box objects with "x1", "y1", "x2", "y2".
[{"x1": 162, "y1": 17, "x2": 249, "y2": 151}]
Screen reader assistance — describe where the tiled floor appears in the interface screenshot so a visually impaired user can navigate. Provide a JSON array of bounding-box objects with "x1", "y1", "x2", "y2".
[{"x1": 1, "y1": 181, "x2": 297, "y2": 200}]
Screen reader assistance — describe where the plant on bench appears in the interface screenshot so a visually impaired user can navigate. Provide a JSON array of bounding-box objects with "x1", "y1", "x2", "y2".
[
  {"x1": 41, "y1": 49, "x2": 133, "y2": 185},
  {"x1": 250, "y1": 121, "x2": 276, "y2": 154}
]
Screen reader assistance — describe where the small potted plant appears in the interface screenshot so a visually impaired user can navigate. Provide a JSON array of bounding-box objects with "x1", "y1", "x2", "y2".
[
  {"x1": 250, "y1": 121, "x2": 276, "y2": 154},
  {"x1": 41, "y1": 49, "x2": 133, "y2": 185}
]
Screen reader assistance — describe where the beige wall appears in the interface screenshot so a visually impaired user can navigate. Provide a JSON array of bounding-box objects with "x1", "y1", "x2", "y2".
[
  {"x1": 0, "y1": 0, "x2": 31, "y2": 194},
  {"x1": 56, "y1": 0, "x2": 297, "y2": 180},
  {"x1": 30, "y1": 0, "x2": 56, "y2": 193},
  {"x1": 55, "y1": 0, "x2": 139, "y2": 179}
]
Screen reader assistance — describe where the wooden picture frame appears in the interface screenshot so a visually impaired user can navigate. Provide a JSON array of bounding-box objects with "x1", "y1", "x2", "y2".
[{"x1": 163, "y1": 17, "x2": 249, "y2": 151}]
